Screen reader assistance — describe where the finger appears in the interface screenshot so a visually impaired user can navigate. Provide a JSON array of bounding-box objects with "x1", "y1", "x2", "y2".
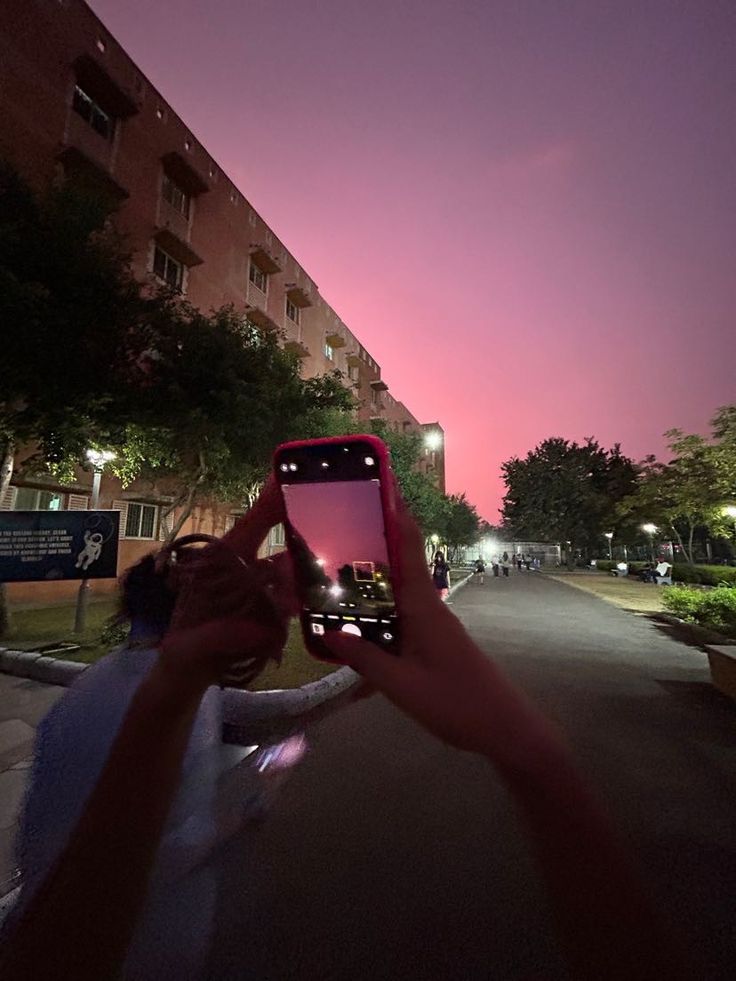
[
  {"x1": 393, "y1": 507, "x2": 439, "y2": 618},
  {"x1": 222, "y1": 476, "x2": 285, "y2": 563},
  {"x1": 322, "y1": 633, "x2": 406, "y2": 690}
]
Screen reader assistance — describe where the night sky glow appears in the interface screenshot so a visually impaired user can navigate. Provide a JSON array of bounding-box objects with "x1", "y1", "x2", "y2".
[{"x1": 90, "y1": 0, "x2": 736, "y2": 519}]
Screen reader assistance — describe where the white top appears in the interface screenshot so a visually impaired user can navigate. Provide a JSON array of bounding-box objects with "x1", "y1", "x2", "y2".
[{"x1": 12, "y1": 646, "x2": 224, "y2": 979}]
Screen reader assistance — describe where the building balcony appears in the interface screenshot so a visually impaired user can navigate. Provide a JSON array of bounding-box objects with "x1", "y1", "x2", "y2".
[
  {"x1": 154, "y1": 227, "x2": 203, "y2": 268},
  {"x1": 370, "y1": 379, "x2": 389, "y2": 392},
  {"x1": 285, "y1": 284, "x2": 312, "y2": 308},
  {"x1": 62, "y1": 112, "x2": 118, "y2": 179},
  {"x1": 284, "y1": 339, "x2": 310, "y2": 359},
  {"x1": 157, "y1": 197, "x2": 191, "y2": 244},
  {"x1": 246, "y1": 305, "x2": 280, "y2": 333},
  {"x1": 161, "y1": 151, "x2": 210, "y2": 196},
  {"x1": 325, "y1": 332, "x2": 346, "y2": 348},
  {"x1": 249, "y1": 245, "x2": 281, "y2": 275},
  {"x1": 346, "y1": 351, "x2": 361, "y2": 367},
  {"x1": 57, "y1": 143, "x2": 128, "y2": 202},
  {"x1": 73, "y1": 54, "x2": 140, "y2": 119}
]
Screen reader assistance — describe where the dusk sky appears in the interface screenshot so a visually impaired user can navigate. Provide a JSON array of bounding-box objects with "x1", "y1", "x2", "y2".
[{"x1": 90, "y1": 0, "x2": 735, "y2": 521}]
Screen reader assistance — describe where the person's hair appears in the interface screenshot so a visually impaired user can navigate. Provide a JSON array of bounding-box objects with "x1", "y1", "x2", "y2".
[
  {"x1": 118, "y1": 552, "x2": 177, "y2": 635},
  {"x1": 434, "y1": 551, "x2": 445, "y2": 562}
]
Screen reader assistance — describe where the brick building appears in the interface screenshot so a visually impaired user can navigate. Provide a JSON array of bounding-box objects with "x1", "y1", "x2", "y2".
[{"x1": 0, "y1": 0, "x2": 445, "y2": 600}]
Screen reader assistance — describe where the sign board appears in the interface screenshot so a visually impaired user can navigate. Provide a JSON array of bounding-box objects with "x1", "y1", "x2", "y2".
[{"x1": 0, "y1": 511, "x2": 120, "y2": 583}]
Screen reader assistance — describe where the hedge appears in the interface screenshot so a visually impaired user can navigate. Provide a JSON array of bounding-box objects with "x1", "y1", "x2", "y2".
[
  {"x1": 662, "y1": 585, "x2": 736, "y2": 637},
  {"x1": 592, "y1": 561, "x2": 736, "y2": 586}
]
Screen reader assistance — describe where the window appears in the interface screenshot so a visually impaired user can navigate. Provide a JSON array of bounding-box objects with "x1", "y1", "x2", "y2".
[
  {"x1": 347, "y1": 364, "x2": 359, "y2": 382},
  {"x1": 72, "y1": 84, "x2": 114, "y2": 140},
  {"x1": 268, "y1": 523, "x2": 285, "y2": 548},
  {"x1": 324, "y1": 342, "x2": 334, "y2": 361},
  {"x1": 125, "y1": 503, "x2": 158, "y2": 539},
  {"x1": 14, "y1": 488, "x2": 65, "y2": 511},
  {"x1": 153, "y1": 246, "x2": 183, "y2": 290},
  {"x1": 285, "y1": 298, "x2": 300, "y2": 324},
  {"x1": 249, "y1": 260, "x2": 268, "y2": 294},
  {"x1": 161, "y1": 173, "x2": 190, "y2": 218}
]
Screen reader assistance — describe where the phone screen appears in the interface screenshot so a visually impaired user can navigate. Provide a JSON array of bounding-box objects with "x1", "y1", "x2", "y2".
[{"x1": 278, "y1": 441, "x2": 398, "y2": 651}]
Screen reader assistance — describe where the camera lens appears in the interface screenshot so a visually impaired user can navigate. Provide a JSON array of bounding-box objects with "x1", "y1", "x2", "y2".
[
  {"x1": 364, "y1": 456, "x2": 375, "y2": 467},
  {"x1": 279, "y1": 463, "x2": 288, "y2": 472},
  {"x1": 288, "y1": 463, "x2": 298, "y2": 472}
]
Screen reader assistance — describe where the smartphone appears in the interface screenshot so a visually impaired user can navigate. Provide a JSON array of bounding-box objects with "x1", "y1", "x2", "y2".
[{"x1": 274, "y1": 435, "x2": 400, "y2": 662}]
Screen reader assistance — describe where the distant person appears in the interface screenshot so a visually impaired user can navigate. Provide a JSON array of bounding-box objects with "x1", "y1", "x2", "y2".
[
  {"x1": 473, "y1": 557, "x2": 486, "y2": 585},
  {"x1": 431, "y1": 551, "x2": 451, "y2": 600},
  {"x1": 492, "y1": 556, "x2": 500, "y2": 577},
  {"x1": 501, "y1": 554, "x2": 510, "y2": 577}
]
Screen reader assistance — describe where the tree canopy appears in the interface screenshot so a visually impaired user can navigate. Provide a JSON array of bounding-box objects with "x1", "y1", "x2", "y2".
[{"x1": 501, "y1": 437, "x2": 638, "y2": 564}]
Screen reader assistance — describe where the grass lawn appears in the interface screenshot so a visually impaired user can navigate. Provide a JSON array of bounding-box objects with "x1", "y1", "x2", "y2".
[
  {"x1": 4, "y1": 599, "x2": 118, "y2": 663},
  {"x1": 546, "y1": 572, "x2": 666, "y2": 615},
  {"x1": 4, "y1": 601, "x2": 338, "y2": 688}
]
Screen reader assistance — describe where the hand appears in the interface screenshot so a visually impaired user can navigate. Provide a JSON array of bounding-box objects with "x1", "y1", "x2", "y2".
[
  {"x1": 160, "y1": 478, "x2": 298, "y2": 691},
  {"x1": 323, "y1": 503, "x2": 562, "y2": 771}
]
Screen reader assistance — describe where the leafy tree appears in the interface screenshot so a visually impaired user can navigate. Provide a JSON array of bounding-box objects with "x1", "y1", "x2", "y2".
[
  {"x1": 501, "y1": 438, "x2": 637, "y2": 567},
  {"x1": 440, "y1": 493, "x2": 481, "y2": 562},
  {"x1": 0, "y1": 163, "x2": 165, "y2": 494},
  {"x1": 617, "y1": 407, "x2": 736, "y2": 563},
  {"x1": 109, "y1": 305, "x2": 356, "y2": 540}
]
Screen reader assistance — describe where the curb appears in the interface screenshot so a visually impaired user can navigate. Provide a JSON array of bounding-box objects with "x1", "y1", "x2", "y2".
[{"x1": 0, "y1": 572, "x2": 474, "y2": 739}]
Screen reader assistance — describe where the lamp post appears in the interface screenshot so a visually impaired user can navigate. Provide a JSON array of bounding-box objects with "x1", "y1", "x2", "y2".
[
  {"x1": 641, "y1": 523, "x2": 658, "y2": 563},
  {"x1": 604, "y1": 532, "x2": 613, "y2": 561},
  {"x1": 74, "y1": 449, "x2": 115, "y2": 634},
  {"x1": 424, "y1": 431, "x2": 442, "y2": 452}
]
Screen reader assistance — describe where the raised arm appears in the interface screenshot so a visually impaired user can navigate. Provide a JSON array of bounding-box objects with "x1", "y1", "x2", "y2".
[{"x1": 323, "y1": 504, "x2": 693, "y2": 981}]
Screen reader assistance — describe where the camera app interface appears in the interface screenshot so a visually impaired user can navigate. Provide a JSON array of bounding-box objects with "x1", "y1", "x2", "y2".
[{"x1": 280, "y1": 449, "x2": 397, "y2": 648}]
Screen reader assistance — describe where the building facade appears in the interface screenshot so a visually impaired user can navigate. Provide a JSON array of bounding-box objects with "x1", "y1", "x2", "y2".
[{"x1": 0, "y1": 0, "x2": 445, "y2": 599}]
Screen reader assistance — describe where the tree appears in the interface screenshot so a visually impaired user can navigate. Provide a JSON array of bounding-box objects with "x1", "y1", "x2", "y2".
[
  {"x1": 501, "y1": 438, "x2": 638, "y2": 567},
  {"x1": 440, "y1": 493, "x2": 481, "y2": 562},
  {"x1": 617, "y1": 408, "x2": 736, "y2": 564},
  {"x1": 0, "y1": 163, "x2": 168, "y2": 494},
  {"x1": 109, "y1": 305, "x2": 356, "y2": 540}
]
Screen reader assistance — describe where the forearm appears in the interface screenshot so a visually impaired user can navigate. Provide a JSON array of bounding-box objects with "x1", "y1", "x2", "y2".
[{"x1": 1, "y1": 662, "x2": 206, "y2": 981}]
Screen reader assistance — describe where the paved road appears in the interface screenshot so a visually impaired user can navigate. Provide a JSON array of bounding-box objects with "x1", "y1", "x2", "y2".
[{"x1": 207, "y1": 571, "x2": 736, "y2": 981}]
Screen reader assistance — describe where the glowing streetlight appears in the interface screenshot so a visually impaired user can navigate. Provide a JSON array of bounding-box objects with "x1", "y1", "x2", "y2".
[
  {"x1": 641, "y1": 523, "x2": 658, "y2": 562},
  {"x1": 430, "y1": 533, "x2": 440, "y2": 544},
  {"x1": 604, "y1": 531, "x2": 613, "y2": 561},
  {"x1": 424, "y1": 431, "x2": 443, "y2": 452}
]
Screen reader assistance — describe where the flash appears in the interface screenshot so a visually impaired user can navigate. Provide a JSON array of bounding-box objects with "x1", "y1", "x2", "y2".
[{"x1": 364, "y1": 456, "x2": 375, "y2": 466}]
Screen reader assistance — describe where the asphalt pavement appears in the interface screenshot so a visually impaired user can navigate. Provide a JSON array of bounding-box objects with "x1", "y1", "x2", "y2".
[{"x1": 207, "y1": 570, "x2": 736, "y2": 981}]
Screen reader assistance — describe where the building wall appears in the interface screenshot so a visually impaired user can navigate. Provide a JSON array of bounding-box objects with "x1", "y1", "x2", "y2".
[{"x1": 0, "y1": 0, "x2": 446, "y2": 600}]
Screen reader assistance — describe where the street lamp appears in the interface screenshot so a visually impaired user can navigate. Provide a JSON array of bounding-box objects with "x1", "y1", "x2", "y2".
[
  {"x1": 424, "y1": 431, "x2": 442, "y2": 452},
  {"x1": 641, "y1": 523, "x2": 658, "y2": 562},
  {"x1": 74, "y1": 449, "x2": 116, "y2": 633},
  {"x1": 604, "y1": 531, "x2": 613, "y2": 561}
]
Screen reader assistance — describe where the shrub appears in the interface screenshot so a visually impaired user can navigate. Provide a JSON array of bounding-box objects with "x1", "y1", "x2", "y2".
[
  {"x1": 595, "y1": 560, "x2": 615, "y2": 572},
  {"x1": 663, "y1": 584, "x2": 736, "y2": 637}
]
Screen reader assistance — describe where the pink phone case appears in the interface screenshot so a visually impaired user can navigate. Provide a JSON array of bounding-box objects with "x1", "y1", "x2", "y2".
[{"x1": 273, "y1": 434, "x2": 401, "y2": 663}]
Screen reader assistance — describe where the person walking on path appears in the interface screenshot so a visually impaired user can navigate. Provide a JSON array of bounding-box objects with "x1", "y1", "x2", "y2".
[
  {"x1": 431, "y1": 551, "x2": 451, "y2": 600},
  {"x1": 473, "y1": 558, "x2": 486, "y2": 585},
  {"x1": 492, "y1": 556, "x2": 500, "y2": 577},
  {"x1": 501, "y1": 554, "x2": 510, "y2": 577}
]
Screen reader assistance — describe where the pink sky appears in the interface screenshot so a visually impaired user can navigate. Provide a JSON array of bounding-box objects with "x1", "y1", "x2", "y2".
[{"x1": 90, "y1": 0, "x2": 736, "y2": 521}]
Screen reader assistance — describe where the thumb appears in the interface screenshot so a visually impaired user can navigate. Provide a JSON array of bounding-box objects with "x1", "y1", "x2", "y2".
[{"x1": 322, "y1": 633, "x2": 404, "y2": 690}]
